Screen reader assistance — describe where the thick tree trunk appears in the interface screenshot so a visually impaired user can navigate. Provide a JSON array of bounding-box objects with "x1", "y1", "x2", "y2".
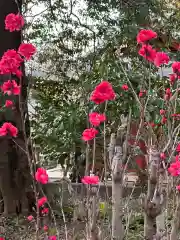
[
  {"x1": 0, "y1": 139, "x2": 17, "y2": 214},
  {"x1": 0, "y1": 0, "x2": 32, "y2": 214}
]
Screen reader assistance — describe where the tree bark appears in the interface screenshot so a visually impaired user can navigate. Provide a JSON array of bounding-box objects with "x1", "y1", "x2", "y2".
[
  {"x1": 0, "y1": 139, "x2": 17, "y2": 214},
  {"x1": 0, "y1": 0, "x2": 32, "y2": 214},
  {"x1": 111, "y1": 133, "x2": 124, "y2": 240},
  {"x1": 170, "y1": 196, "x2": 180, "y2": 240},
  {"x1": 144, "y1": 146, "x2": 163, "y2": 240},
  {"x1": 90, "y1": 189, "x2": 99, "y2": 240}
]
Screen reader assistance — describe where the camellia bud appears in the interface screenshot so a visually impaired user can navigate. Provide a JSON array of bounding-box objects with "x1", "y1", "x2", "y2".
[
  {"x1": 43, "y1": 225, "x2": 48, "y2": 231},
  {"x1": 161, "y1": 116, "x2": 167, "y2": 124},
  {"x1": 121, "y1": 84, "x2": 128, "y2": 91},
  {"x1": 160, "y1": 109, "x2": 165, "y2": 115},
  {"x1": 139, "y1": 90, "x2": 146, "y2": 98},
  {"x1": 169, "y1": 74, "x2": 177, "y2": 85},
  {"x1": 164, "y1": 88, "x2": 172, "y2": 100},
  {"x1": 160, "y1": 152, "x2": 166, "y2": 160}
]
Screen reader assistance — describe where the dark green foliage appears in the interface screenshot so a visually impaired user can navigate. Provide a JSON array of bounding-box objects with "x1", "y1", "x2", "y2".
[{"x1": 27, "y1": 0, "x2": 180, "y2": 167}]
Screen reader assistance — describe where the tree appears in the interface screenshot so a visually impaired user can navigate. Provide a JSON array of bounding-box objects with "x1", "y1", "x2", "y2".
[
  {"x1": 29, "y1": 0, "x2": 161, "y2": 164},
  {"x1": 29, "y1": 0, "x2": 180, "y2": 173},
  {"x1": 0, "y1": 0, "x2": 32, "y2": 214},
  {"x1": 27, "y1": 1, "x2": 180, "y2": 238},
  {"x1": 31, "y1": 78, "x2": 87, "y2": 167}
]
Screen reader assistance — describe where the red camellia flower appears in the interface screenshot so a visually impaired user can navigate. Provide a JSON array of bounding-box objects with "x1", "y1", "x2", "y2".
[
  {"x1": 5, "y1": 13, "x2": 24, "y2": 32},
  {"x1": 169, "y1": 74, "x2": 177, "y2": 85},
  {"x1": 161, "y1": 116, "x2": 167, "y2": 124},
  {"x1": 5, "y1": 100, "x2": 13, "y2": 108},
  {"x1": 49, "y1": 236, "x2": 57, "y2": 240},
  {"x1": 82, "y1": 128, "x2": 98, "y2": 141},
  {"x1": 149, "y1": 122, "x2": 156, "y2": 128},
  {"x1": 139, "y1": 90, "x2": 146, "y2": 98},
  {"x1": 160, "y1": 109, "x2": 165, "y2": 115},
  {"x1": 160, "y1": 152, "x2": 166, "y2": 160},
  {"x1": 166, "y1": 88, "x2": 171, "y2": 95},
  {"x1": 0, "y1": 238, "x2": 5, "y2": 240},
  {"x1": 1, "y1": 80, "x2": 20, "y2": 95},
  {"x1": 164, "y1": 88, "x2": 172, "y2": 100},
  {"x1": 27, "y1": 215, "x2": 34, "y2": 221},
  {"x1": 0, "y1": 122, "x2": 18, "y2": 137},
  {"x1": 154, "y1": 52, "x2": 170, "y2": 67},
  {"x1": 90, "y1": 81, "x2": 116, "y2": 104},
  {"x1": 41, "y1": 207, "x2": 49, "y2": 215},
  {"x1": 172, "y1": 113, "x2": 180, "y2": 119},
  {"x1": 0, "y1": 50, "x2": 23, "y2": 75},
  {"x1": 18, "y1": 43, "x2": 36, "y2": 60},
  {"x1": 38, "y1": 197, "x2": 47, "y2": 207},
  {"x1": 168, "y1": 161, "x2": 180, "y2": 176},
  {"x1": 43, "y1": 225, "x2": 49, "y2": 231},
  {"x1": 89, "y1": 112, "x2": 106, "y2": 126},
  {"x1": 121, "y1": 84, "x2": 128, "y2": 91},
  {"x1": 35, "y1": 168, "x2": 49, "y2": 184},
  {"x1": 138, "y1": 44, "x2": 157, "y2": 62},
  {"x1": 136, "y1": 29, "x2": 157, "y2": 44},
  {"x1": 176, "y1": 185, "x2": 180, "y2": 191},
  {"x1": 81, "y1": 175, "x2": 99, "y2": 185},
  {"x1": 172, "y1": 62, "x2": 180, "y2": 75}
]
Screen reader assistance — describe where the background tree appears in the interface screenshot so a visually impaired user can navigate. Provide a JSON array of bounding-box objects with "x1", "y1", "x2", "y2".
[{"x1": 29, "y1": 0, "x2": 180, "y2": 172}]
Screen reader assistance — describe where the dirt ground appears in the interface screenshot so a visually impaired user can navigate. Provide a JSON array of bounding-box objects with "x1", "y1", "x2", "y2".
[
  {"x1": 0, "y1": 197, "x2": 143, "y2": 240},
  {"x1": 0, "y1": 216, "x2": 88, "y2": 240}
]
